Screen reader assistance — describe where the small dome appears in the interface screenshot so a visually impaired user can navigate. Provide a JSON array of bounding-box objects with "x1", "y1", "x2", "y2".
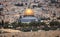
[{"x1": 24, "y1": 9, "x2": 34, "y2": 16}]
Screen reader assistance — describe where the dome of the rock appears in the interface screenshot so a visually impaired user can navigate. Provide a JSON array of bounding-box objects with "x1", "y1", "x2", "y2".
[{"x1": 24, "y1": 9, "x2": 34, "y2": 16}]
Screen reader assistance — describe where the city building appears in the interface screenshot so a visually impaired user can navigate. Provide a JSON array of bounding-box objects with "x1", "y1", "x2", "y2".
[{"x1": 0, "y1": 0, "x2": 60, "y2": 23}]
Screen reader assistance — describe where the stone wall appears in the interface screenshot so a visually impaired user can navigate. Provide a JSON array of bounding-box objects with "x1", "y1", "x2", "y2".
[{"x1": 0, "y1": 30, "x2": 60, "y2": 37}]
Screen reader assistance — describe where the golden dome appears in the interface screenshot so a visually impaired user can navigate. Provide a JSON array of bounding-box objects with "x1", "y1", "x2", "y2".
[{"x1": 24, "y1": 9, "x2": 34, "y2": 16}]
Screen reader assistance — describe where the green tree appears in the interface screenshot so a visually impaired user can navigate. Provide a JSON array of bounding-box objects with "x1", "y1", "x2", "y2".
[
  {"x1": 49, "y1": 21, "x2": 60, "y2": 27},
  {"x1": 11, "y1": 22, "x2": 18, "y2": 29},
  {"x1": 4, "y1": 22, "x2": 9, "y2": 28},
  {"x1": 22, "y1": 23, "x2": 29, "y2": 28},
  {"x1": 29, "y1": 21, "x2": 39, "y2": 27},
  {"x1": 17, "y1": 22, "x2": 22, "y2": 27},
  {"x1": 49, "y1": 21, "x2": 60, "y2": 30},
  {"x1": 39, "y1": 22, "x2": 47, "y2": 26}
]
